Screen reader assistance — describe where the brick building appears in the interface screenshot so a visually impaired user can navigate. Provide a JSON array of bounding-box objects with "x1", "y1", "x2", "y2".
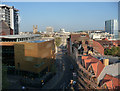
[
  {"x1": 67, "y1": 32, "x2": 90, "y2": 55},
  {"x1": 0, "y1": 20, "x2": 13, "y2": 35},
  {"x1": 96, "y1": 39, "x2": 118, "y2": 49},
  {"x1": 67, "y1": 32, "x2": 105, "y2": 55}
]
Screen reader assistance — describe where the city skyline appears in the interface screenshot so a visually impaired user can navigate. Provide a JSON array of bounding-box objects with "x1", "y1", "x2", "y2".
[{"x1": 4, "y1": 2, "x2": 118, "y2": 32}]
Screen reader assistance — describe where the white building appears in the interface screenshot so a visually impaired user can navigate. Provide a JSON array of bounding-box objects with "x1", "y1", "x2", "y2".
[
  {"x1": 0, "y1": 4, "x2": 19, "y2": 35},
  {"x1": 46, "y1": 27, "x2": 54, "y2": 35},
  {"x1": 105, "y1": 19, "x2": 118, "y2": 39},
  {"x1": 89, "y1": 31, "x2": 114, "y2": 40}
]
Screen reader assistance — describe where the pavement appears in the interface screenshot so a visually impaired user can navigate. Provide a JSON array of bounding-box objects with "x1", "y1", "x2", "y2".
[{"x1": 7, "y1": 75, "x2": 22, "y2": 89}]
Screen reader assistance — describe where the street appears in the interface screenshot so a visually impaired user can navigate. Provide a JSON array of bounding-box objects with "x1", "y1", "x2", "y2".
[
  {"x1": 6, "y1": 47, "x2": 79, "y2": 90},
  {"x1": 42, "y1": 48, "x2": 76, "y2": 90}
]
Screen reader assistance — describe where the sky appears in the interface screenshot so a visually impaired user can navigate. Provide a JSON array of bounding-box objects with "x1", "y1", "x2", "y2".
[{"x1": 4, "y1": 2, "x2": 118, "y2": 32}]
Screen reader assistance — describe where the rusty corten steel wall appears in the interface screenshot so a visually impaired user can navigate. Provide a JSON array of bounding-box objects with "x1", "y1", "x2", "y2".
[{"x1": 14, "y1": 40, "x2": 56, "y2": 73}]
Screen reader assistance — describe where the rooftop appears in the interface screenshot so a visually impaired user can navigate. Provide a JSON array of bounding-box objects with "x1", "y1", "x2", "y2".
[
  {"x1": 29, "y1": 40, "x2": 45, "y2": 43},
  {"x1": 0, "y1": 4, "x2": 19, "y2": 11},
  {"x1": 98, "y1": 63, "x2": 120, "y2": 84},
  {"x1": 100, "y1": 74, "x2": 120, "y2": 89},
  {"x1": 0, "y1": 34, "x2": 40, "y2": 39}
]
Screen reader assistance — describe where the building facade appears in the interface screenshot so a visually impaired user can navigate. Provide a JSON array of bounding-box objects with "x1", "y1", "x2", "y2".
[
  {"x1": 89, "y1": 31, "x2": 114, "y2": 40},
  {"x1": 0, "y1": 4, "x2": 19, "y2": 35},
  {"x1": 14, "y1": 40, "x2": 56, "y2": 73},
  {"x1": 105, "y1": 20, "x2": 118, "y2": 39},
  {"x1": 0, "y1": 39, "x2": 56, "y2": 74},
  {"x1": 0, "y1": 34, "x2": 40, "y2": 42},
  {"x1": 46, "y1": 27, "x2": 54, "y2": 35},
  {"x1": 0, "y1": 20, "x2": 13, "y2": 35}
]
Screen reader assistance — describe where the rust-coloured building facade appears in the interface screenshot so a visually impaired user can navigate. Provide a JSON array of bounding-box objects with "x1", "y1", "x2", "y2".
[{"x1": 1, "y1": 39, "x2": 56, "y2": 74}]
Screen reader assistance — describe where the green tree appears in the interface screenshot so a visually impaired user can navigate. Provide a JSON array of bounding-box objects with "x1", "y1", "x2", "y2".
[
  {"x1": 104, "y1": 49, "x2": 109, "y2": 55},
  {"x1": 107, "y1": 49, "x2": 112, "y2": 55},
  {"x1": 55, "y1": 37, "x2": 61, "y2": 47},
  {"x1": 111, "y1": 47, "x2": 118, "y2": 56},
  {"x1": 104, "y1": 47, "x2": 120, "y2": 57},
  {"x1": 117, "y1": 47, "x2": 120, "y2": 57}
]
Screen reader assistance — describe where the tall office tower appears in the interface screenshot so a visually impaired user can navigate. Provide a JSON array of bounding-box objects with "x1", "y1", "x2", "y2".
[
  {"x1": 46, "y1": 27, "x2": 54, "y2": 34},
  {"x1": 118, "y1": 1, "x2": 120, "y2": 38},
  {"x1": 105, "y1": 20, "x2": 118, "y2": 39},
  {"x1": 0, "y1": 4, "x2": 19, "y2": 35}
]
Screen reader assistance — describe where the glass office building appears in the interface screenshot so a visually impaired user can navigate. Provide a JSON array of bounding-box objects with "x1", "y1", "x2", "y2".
[{"x1": 105, "y1": 19, "x2": 118, "y2": 39}]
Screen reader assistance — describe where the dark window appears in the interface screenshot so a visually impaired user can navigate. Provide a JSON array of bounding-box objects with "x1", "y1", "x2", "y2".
[{"x1": 85, "y1": 41, "x2": 88, "y2": 44}]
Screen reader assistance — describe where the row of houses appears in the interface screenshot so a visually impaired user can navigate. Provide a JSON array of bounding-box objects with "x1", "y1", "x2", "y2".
[
  {"x1": 67, "y1": 33, "x2": 120, "y2": 56},
  {"x1": 80, "y1": 54, "x2": 120, "y2": 89},
  {"x1": 67, "y1": 32, "x2": 120, "y2": 89}
]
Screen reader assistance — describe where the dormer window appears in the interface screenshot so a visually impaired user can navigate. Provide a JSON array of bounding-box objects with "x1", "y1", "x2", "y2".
[{"x1": 81, "y1": 34, "x2": 86, "y2": 37}]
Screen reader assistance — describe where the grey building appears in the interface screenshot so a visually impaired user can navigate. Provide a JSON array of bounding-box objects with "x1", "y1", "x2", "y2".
[
  {"x1": 105, "y1": 20, "x2": 118, "y2": 39},
  {"x1": 0, "y1": 4, "x2": 19, "y2": 35}
]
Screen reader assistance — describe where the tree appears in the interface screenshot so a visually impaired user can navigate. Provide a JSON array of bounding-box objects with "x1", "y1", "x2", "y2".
[
  {"x1": 111, "y1": 47, "x2": 118, "y2": 56},
  {"x1": 117, "y1": 47, "x2": 120, "y2": 57},
  {"x1": 104, "y1": 47, "x2": 120, "y2": 57},
  {"x1": 55, "y1": 37, "x2": 61, "y2": 47},
  {"x1": 104, "y1": 49, "x2": 109, "y2": 55}
]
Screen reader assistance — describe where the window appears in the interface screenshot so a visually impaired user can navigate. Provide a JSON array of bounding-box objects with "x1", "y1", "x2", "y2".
[
  {"x1": 85, "y1": 41, "x2": 88, "y2": 44},
  {"x1": 81, "y1": 34, "x2": 86, "y2": 37}
]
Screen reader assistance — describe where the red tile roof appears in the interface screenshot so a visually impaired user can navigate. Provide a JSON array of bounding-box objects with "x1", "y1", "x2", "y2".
[
  {"x1": 83, "y1": 55, "x2": 105, "y2": 77},
  {"x1": 90, "y1": 61, "x2": 105, "y2": 77},
  {"x1": 101, "y1": 74, "x2": 120, "y2": 89},
  {"x1": 84, "y1": 55, "x2": 100, "y2": 69}
]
